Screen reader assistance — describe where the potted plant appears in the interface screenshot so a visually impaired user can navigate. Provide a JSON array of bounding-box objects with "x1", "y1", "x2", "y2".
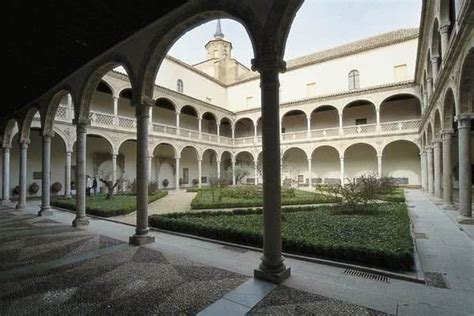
[
  {"x1": 51, "y1": 182, "x2": 62, "y2": 195},
  {"x1": 162, "y1": 179, "x2": 169, "y2": 188},
  {"x1": 12, "y1": 186, "x2": 19, "y2": 196},
  {"x1": 29, "y1": 182, "x2": 40, "y2": 195}
]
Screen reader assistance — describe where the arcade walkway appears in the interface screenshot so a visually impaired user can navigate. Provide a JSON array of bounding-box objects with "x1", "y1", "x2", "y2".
[{"x1": 0, "y1": 189, "x2": 473, "y2": 315}]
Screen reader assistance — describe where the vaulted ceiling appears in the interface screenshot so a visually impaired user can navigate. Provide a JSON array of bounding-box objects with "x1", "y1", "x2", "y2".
[{"x1": 5, "y1": 0, "x2": 187, "y2": 118}]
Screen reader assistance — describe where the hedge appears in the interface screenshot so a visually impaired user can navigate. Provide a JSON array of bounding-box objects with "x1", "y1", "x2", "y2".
[
  {"x1": 51, "y1": 191, "x2": 168, "y2": 217},
  {"x1": 149, "y1": 203, "x2": 414, "y2": 271},
  {"x1": 190, "y1": 187, "x2": 340, "y2": 209}
]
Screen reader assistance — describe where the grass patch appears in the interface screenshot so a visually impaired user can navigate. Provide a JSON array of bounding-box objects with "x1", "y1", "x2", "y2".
[
  {"x1": 191, "y1": 186, "x2": 340, "y2": 209},
  {"x1": 149, "y1": 203, "x2": 414, "y2": 271},
  {"x1": 377, "y1": 188, "x2": 406, "y2": 202},
  {"x1": 51, "y1": 191, "x2": 168, "y2": 217}
]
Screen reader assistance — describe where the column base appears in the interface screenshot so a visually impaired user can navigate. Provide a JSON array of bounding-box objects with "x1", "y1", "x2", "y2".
[
  {"x1": 443, "y1": 203, "x2": 456, "y2": 210},
  {"x1": 15, "y1": 203, "x2": 25, "y2": 210},
  {"x1": 72, "y1": 216, "x2": 89, "y2": 227},
  {"x1": 129, "y1": 234, "x2": 155, "y2": 246},
  {"x1": 38, "y1": 207, "x2": 53, "y2": 216},
  {"x1": 64, "y1": 195, "x2": 72, "y2": 199},
  {"x1": 1, "y1": 199, "x2": 11, "y2": 206},
  {"x1": 457, "y1": 216, "x2": 474, "y2": 225},
  {"x1": 254, "y1": 266, "x2": 291, "y2": 284}
]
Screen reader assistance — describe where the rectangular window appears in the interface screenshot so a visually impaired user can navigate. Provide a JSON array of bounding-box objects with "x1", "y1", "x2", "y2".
[
  {"x1": 298, "y1": 175, "x2": 304, "y2": 183},
  {"x1": 182, "y1": 168, "x2": 189, "y2": 184},
  {"x1": 201, "y1": 176, "x2": 207, "y2": 184},
  {"x1": 306, "y1": 82, "x2": 316, "y2": 98},
  {"x1": 281, "y1": 127, "x2": 286, "y2": 134},
  {"x1": 394, "y1": 64, "x2": 407, "y2": 81},
  {"x1": 246, "y1": 96, "x2": 253, "y2": 106},
  {"x1": 355, "y1": 118, "x2": 367, "y2": 125}
]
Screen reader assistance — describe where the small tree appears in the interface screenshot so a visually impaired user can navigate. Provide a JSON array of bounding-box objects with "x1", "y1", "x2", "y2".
[
  {"x1": 229, "y1": 164, "x2": 253, "y2": 184},
  {"x1": 99, "y1": 179, "x2": 120, "y2": 200}
]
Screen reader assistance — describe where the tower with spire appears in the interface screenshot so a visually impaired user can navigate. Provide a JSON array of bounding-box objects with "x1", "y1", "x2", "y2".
[{"x1": 194, "y1": 19, "x2": 250, "y2": 84}]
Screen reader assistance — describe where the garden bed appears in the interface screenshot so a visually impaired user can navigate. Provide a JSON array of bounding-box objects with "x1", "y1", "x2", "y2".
[
  {"x1": 51, "y1": 191, "x2": 168, "y2": 217},
  {"x1": 191, "y1": 186, "x2": 340, "y2": 209},
  {"x1": 149, "y1": 203, "x2": 414, "y2": 271}
]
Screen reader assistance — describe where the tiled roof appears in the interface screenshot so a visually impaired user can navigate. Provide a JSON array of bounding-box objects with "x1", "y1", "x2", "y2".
[{"x1": 235, "y1": 28, "x2": 419, "y2": 83}]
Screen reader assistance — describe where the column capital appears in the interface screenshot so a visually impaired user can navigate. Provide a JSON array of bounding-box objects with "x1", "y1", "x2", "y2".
[
  {"x1": 426, "y1": 145, "x2": 433, "y2": 151},
  {"x1": 439, "y1": 24, "x2": 450, "y2": 34},
  {"x1": 41, "y1": 130, "x2": 55, "y2": 138},
  {"x1": 111, "y1": 153, "x2": 118, "y2": 159},
  {"x1": 2, "y1": 145, "x2": 12, "y2": 150},
  {"x1": 441, "y1": 128, "x2": 454, "y2": 136},
  {"x1": 339, "y1": 157, "x2": 344, "y2": 161},
  {"x1": 455, "y1": 113, "x2": 474, "y2": 122},
  {"x1": 113, "y1": 95, "x2": 119, "y2": 101},
  {"x1": 430, "y1": 56, "x2": 440, "y2": 63},
  {"x1": 174, "y1": 155, "x2": 181, "y2": 160},
  {"x1": 427, "y1": 76, "x2": 433, "y2": 83},
  {"x1": 73, "y1": 117, "x2": 91, "y2": 127},
  {"x1": 432, "y1": 138, "x2": 442, "y2": 144},
  {"x1": 66, "y1": 150, "x2": 73, "y2": 156},
  {"x1": 251, "y1": 55, "x2": 286, "y2": 73},
  {"x1": 307, "y1": 158, "x2": 312, "y2": 162}
]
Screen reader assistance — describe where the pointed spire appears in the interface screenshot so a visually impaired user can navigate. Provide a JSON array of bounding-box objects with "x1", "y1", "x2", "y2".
[{"x1": 214, "y1": 19, "x2": 224, "y2": 38}]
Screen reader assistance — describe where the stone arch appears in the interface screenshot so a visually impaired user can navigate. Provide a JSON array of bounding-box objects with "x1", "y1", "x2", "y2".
[
  {"x1": 281, "y1": 146, "x2": 308, "y2": 159},
  {"x1": 201, "y1": 147, "x2": 219, "y2": 161},
  {"x1": 344, "y1": 143, "x2": 378, "y2": 179},
  {"x1": 458, "y1": 47, "x2": 474, "y2": 113},
  {"x1": 218, "y1": 150, "x2": 233, "y2": 162},
  {"x1": 180, "y1": 145, "x2": 199, "y2": 159},
  {"x1": 439, "y1": 0, "x2": 456, "y2": 38},
  {"x1": 281, "y1": 110, "x2": 307, "y2": 134},
  {"x1": 379, "y1": 93, "x2": 421, "y2": 122},
  {"x1": 202, "y1": 112, "x2": 218, "y2": 134},
  {"x1": 1, "y1": 118, "x2": 19, "y2": 147},
  {"x1": 442, "y1": 87, "x2": 456, "y2": 129},
  {"x1": 310, "y1": 105, "x2": 339, "y2": 130},
  {"x1": 431, "y1": 18, "x2": 442, "y2": 63},
  {"x1": 43, "y1": 88, "x2": 73, "y2": 135},
  {"x1": 381, "y1": 139, "x2": 420, "y2": 154},
  {"x1": 426, "y1": 122, "x2": 434, "y2": 144},
  {"x1": 52, "y1": 126, "x2": 71, "y2": 153},
  {"x1": 234, "y1": 117, "x2": 255, "y2": 138},
  {"x1": 311, "y1": 145, "x2": 341, "y2": 184},
  {"x1": 343, "y1": 142, "x2": 378, "y2": 157},
  {"x1": 116, "y1": 137, "x2": 138, "y2": 155},
  {"x1": 433, "y1": 109, "x2": 442, "y2": 139},
  {"x1": 18, "y1": 107, "x2": 40, "y2": 142},
  {"x1": 154, "y1": 98, "x2": 177, "y2": 126},
  {"x1": 77, "y1": 60, "x2": 136, "y2": 121},
  {"x1": 382, "y1": 140, "x2": 421, "y2": 185},
  {"x1": 219, "y1": 117, "x2": 233, "y2": 138},
  {"x1": 152, "y1": 142, "x2": 178, "y2": 158},
  {"x1": 235, "y1": 150, "x2": 256, "y2": 163},
  {"x1": 342, "y1": 99, "x2": 376, "y2": 126}
]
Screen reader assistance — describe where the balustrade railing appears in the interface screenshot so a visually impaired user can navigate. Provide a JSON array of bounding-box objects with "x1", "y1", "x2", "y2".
[{"x1": 380, "y1": 119, "x2": 420, "y2": 132}]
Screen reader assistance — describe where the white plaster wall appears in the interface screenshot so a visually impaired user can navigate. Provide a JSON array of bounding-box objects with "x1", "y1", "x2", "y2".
[
  {"x1": 311, "y1": 108, "x2": 339, "y2": 129},
  {"x1": 380, "y1": 98, "x2": 420, "y2": 122},
  {"x1": 282, "y1": 149, "x2": 307, "y2": 181},
  {"x1": 345, "y1": 144, "x2": 378, "y2": 179},
  {"x1": 91, "y1": 92, "x2": 114, "y2": 114},
  {"x1": 343, "y1": 104, "x2": 376, "y2": 126},
  {"x1": 312, "y1": 147, "x2": 341, "y2": 181},
  {"x1": 156, "y1": 58, "x2": 227, "y2": 107},
  {"x1": 382, "y1": 141, "x2": 420, "y2": 185},
  {"x1": 152, "y1": 107, "x2": 176, "y2": 126},
  {"x1": 180, "y1": 147, "x2": 199, "y2": 187}
]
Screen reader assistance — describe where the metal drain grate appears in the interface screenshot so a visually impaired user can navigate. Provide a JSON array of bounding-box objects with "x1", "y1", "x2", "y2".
[
  {"x1": 424, "y1": 272, "x2": 450, "y2": 289},
  {"x1": 344, "y1": 269, "x2": 390, "y2": 283}
]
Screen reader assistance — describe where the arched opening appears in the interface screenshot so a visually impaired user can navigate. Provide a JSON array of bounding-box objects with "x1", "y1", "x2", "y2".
[
  {"x1": 310, "y1": 105, "x2": 339, "y2": 134},
  {"x1": 50, "y1": 132, "x2": 68, "y2": 196},
  {"x1": 202, "y1": 112, "x2": 217, "y2": 135},
  {"x1": 459, "y1": 49, "x2": 474, "y2": 113},
  {"x1": 311, "y1": 146, "x2": 341, "y2": 185},
  {"x1": 342, "y1": 100, "x2": 376, "y2": 130},
  {"x1": 434, "y1": 109, "x2": 442, "y2": 139},
  {"x1": 91, "y1": 79, "x2": 114, "y2": 114},
  {"x1": 256, "y1": 117, "x2": 262, "y2": 136},
  {"x1": 220, "y1": 151, "x2": 233, "y2": 183},
  {"x1": 153, "y1": 143, "x2": 177, "y2": 189},
  {"x1": 71, "y1": 134, "x2": 115, "y2": 195},
  {"x1": 440, "y1": 0, "x2": 456, "y2": 40},
  {"x1": 431, "y1": 19, "x2": 442, "y2": 66},
  {"x1": 118, "y1": 88, "x2": 134, "y2": 118},
  {"x1": 180, "y1": 146, "x2": 199, "y2": 187},
  {"x1": 53, "y1": 92, "x2": 73, "y2": 122},
  {"x1": 380, "y1": 94, "x2": 421, "y2": 131},
  {"x1": 443, "y1": 88, "x2": 456, "y2": 130},
  {"x1": 153, "y1": 98, "x2": 177, "y2": 128},
  {"x1": 180, "y1": 105, "x2": 199, "y2": 131},
  {"x1": 344, "y1": 143, "x2": 377, "y2": 180},
  {"x1": 234, "y1": 118, "x2": 255, "y2": 138},
  {"x1": 202, "y1": 149, "x2": 218, "y2": 185},
  {"x1": 382, "y1": 140, "x2": 420, "y2": 185},
  {"x1": 281, "y1": 110, "x2": 306, "y2": 135},
  {"x1": 220, "y1": 117, "x2": 232, "y2": 138},
  {"x1": 235, "y1": 151, "x2": 255, "y2": 185},
  {"x1": 117, "y1": 140, "x2": 137, "y2": 192},
  {"x1": 281, "y1": 147, "x2": 307, "y2": 187}
]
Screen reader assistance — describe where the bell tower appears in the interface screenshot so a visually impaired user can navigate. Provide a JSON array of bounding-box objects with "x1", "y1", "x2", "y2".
[{"x1": 205, "y1": 19, "x2": 233, "y2": 60}]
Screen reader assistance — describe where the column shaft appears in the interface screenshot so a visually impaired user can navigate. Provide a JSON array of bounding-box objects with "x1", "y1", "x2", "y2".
[
  {"x1": 130, "y1": 103, "x2": 155, "y2": 245},
  {"x1": 457, "y1": 116, "x2": 472, "y2": 221},
  {"x1": 231, "y1": 161, "x2": 236, "y2": 185},
  {"x1": 340, "y1": 157, "x2": 345, "y2": 186},
  {"x1": 16, "y1": 141, "x2": 28, "y2": 210},
  {"x1": 217, "y1": 160, "x2": 221, "y2": 179},
  {"x1": 176, "y1": 112, "x2": 180, "y2": 135},
  {"x1": 111, "y1": 154, "x2": 117, "y2": 193},
  {"x1": 431, "y1": 57, "x2": 440, "y2": 83},
  {"x1": 442, "y1": 131, "x2": 454, "y2": 206},
  {"x1": 307, "y1": 158, "x2": 312, "y2": 187},
  {"x1": 377, "y1": 155, "x2": 382, "y2": 177},
  {"x1": 421, "y1": 151, "x2": 427, "y2": 191},
  {"x1": 39, "y1": 134, "x2": 52, "y2": 216},
  {"x1": 2, "y1": 147, "x2": 10, "y2": 203},
  {"x1": 72, "y1": 121, "x2": 89, "y2": 226},
  {"x1": 439, "y1": 25, "x2": 450, "y2": 58},
  {"x1": 433, "y1": 141, "x2": 442, "y2": 198},
  {"x1": 65, "y1": 151, "x2": 72, "y2": 197},
  {"x1": 198, "y1": 159, "x2": 202, "y2": 188},
  {"x1": 427, "y1": 147, "x2": 434, "y2": 194},
  {"x1": 175, "y1": 157, "x2": 180, "y2": 190}
]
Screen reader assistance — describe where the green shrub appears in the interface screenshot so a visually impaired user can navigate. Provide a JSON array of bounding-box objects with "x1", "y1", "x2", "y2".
[
  {"x1": 149, "y1": 203, "x2": 414, "y2": 271},
  {"x1": 51, "y1": 191, "x2": 168, "y2": 217}
]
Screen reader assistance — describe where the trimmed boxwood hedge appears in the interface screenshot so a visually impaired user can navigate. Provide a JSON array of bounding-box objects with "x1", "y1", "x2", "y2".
[
  {"x1": 51, "y1": 191, "x2": 168, "y2": 217},
  {"x1": 191, "y1": 187, "x2": 340, "y2": 209},
  {"x1": 149, "y1": 203, "x2": 414, "y2": 271}
]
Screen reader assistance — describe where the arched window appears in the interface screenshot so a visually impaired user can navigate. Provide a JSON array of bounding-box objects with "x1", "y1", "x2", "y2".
[
  {"x1": 348, "y1": 70, "x2": 360, "y2": 90},
  {"x1": 177, "y1": 79, "x2": 183, "y2": 93}
]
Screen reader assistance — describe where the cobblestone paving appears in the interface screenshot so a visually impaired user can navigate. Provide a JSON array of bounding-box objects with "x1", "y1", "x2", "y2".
[
  {"x1": 0, "y1": 208, "x2": 247, "y2": 315},
  {"x1": 114, "y1": 190, "x2": 197, "y2": 224},
  {"x1": 248, "y1": 286, "x2": 389, "y2": 315}
]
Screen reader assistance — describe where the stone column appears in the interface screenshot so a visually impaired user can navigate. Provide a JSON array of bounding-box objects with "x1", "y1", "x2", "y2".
[
  {"x1": 148, "y1": 155, "x2": 153, "y2": 180},
  {"x1": 340, "y1": 157, "x2": 345, "y2": 187},
  {"x1": 231, "y1": 160, "x2": 236, "y2": 185},
  {"x1": 433, "y1": 140, "x2": 442, "y2": 198},
  {"x1": 338, "y1": 112, "x2": 343, "y2": 135},
  {"x1": 231, "y1": 124, "x2": 235, "y2": 140},
  {"x1": 376, "y1": 107, "x2": 381, "y2": 132},
  {"x1": 217, "y1": 160, "x2": 221, "y2": 179},
  {"x1": 175, "y1": 157, "x2": 180, "y2": 190},
  {"x1": 421, "y1": 150, "x2": 427, "y2": 191},
  {"x1": 441, "y1": 130, "x2": 454, "y2": 207},
  {"x1": 67, "y1": 94, "x2": 73, "y2": 120},
  {"x1": 306, "y1": 116, "x2": 311, "y2": 138},
  {"x1": 16, "y1": 140, "x2": 29, "y2": 210},
  {"x1": 439, "y1": 24, "x2": 450, "y2": 59},
  {"x1": 198, "y1": 117, "x2": 202, "y2": 139},
  {"x1": 254, "y1": 163, "x2": 258, "y2": 185},
  {"x1": 72, "y1": 119, "x2": 89, "y2": 227},
  {"x1": 216, "y1": 122, "x2": 220, "y2": 143},
  {"x1": 307, "y1": 158, "x2": 312, "y2": 187},
  {"x1": 377, "y1": 155, "x2": 383, "y2": 178},
  {"x1": 431, "y1": 56, "x2": 440, "y2": 83},
  {"x1": 176, "y1": 112, "x2": 180, "y2": 135},
  {"x1": 427, "y1": 77, "x2": 433, "y2": 99},
  {"x1": 130, "y1": 101, "x2": 155, "y2": 245},
  {"x1": 197, "y1": 159, "x2": 202, "y2": 189},
  {"x1": 252, "y1": 56, "x2": 290, "y2": 283},
  {"x1": 64, "y1": 151, "x2": 72, "y2": 197},
  {"x1": 111, "y1": 154, "x2": 117, "y2": 193},
  {"x1": 2, "y1": 146, "x2": 11, "y2": 204},
  {"x1": 38, "y1": 132, "x2": 53, "y2": 216},
  {"x1": 456, "y1": 114, "x2": 473, "y2": 224},
  {"x1": 426, "y1": 146, "x2": 434, "y2": 195}
]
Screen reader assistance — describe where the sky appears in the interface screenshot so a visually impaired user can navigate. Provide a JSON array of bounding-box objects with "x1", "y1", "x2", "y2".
[{"x1": 169, "y1": 0, "x2": 422, "y2": 68}]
